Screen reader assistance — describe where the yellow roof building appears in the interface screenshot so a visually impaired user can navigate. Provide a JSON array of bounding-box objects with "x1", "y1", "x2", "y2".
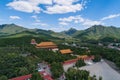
[
  {"x1": 60, "y1": 49, "x2": 73, "y2": 54},
  {"x1": 36, "y1": 42, "x2": 58, "y2": 49}
]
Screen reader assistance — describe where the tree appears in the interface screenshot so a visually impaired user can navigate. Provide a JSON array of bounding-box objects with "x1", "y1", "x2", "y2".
[
  {"x1": 28, "y1": 64, "x2": 36, "y2": 73},
  {"x1": 50, "y1": 62, "x2": 64, "y2": 79},
  {"x1": 99, "y1": 76, "x2": 102, "y2": 80},
  {"x1": 0, "y1": 75, "x2": 8, "y2": 80},
  {"x1": 31, "y1": 72, "x2": 43, "y2": 80},
  {"x1": 75, "y1": 59, "x2": 86, "y2": 68},
  {"x1": 65, "y1": 68, "x2": 90, "y2": 80},
  {"x1": 88, "y1": 76, "x2": 92, "y2": 80},
  {"x1": 92, "y1": 75, "x2": 97, "y2": 80},
  {"x1": 93, "y1": 55, "x2": 101, "y2": 62},
  {"x1": 18, "y1": 67, "x2": 29, "y2": 76}
]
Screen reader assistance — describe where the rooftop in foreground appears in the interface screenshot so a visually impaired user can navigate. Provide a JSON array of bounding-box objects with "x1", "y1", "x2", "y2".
[{"x1": 10, "y1": 71, "x2": 53, "y2": 80}]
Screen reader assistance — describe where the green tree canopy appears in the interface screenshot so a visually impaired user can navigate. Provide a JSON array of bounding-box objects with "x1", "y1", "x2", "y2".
[
  {"x1": 31, "y1": 72, "x2": 43, "y2": 80},
  {"x1": 50, "y1": 62, "x2": 64, "y2": 79},
  {"x1": 18, "y1": 67, "x2": 29, "y2": 76},
  {"x1": 0, "y1": 75, "x2": 8, "y2": 80},
  {"x1": 93, "y1": 55, "x2": 101, "y2": 62},
  {"x1": 75, "y1": 59, "x2": 86, "y2": 68}
]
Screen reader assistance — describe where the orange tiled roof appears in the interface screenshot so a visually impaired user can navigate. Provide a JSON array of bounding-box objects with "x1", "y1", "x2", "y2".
[
  {"x1": 77, "y1": 55, "x2": 88, "y2": 59},
  {"x1": 60, "y1": 49, "x2": 73, "y2": 54},
  {"x1": 36, "y1": 42, "x2": 57, "y2": 48}
]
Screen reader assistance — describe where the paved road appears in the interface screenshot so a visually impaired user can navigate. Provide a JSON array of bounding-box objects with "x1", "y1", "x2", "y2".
[{"x1": 79, "y1": 61, "x2": 120, "y2": 80}]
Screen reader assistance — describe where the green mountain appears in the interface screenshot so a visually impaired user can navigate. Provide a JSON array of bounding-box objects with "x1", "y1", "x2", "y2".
[
  {"x1": 0, "y1": 24, "x2": 27, "y2": 36},
  {"x1": 0, "y1": 24, "x2": 74, "y2": 42},
  {"x1": 0, "y1": 31, "x2": 61, "y2": 47},
  {"x1": 0, "y1": 24, "x2": 65, "y2": 44},
  {"x1": 1, "y1": 24, "x2": 120, "y2": 42},
  {"x1": 74, "y1": 25, "x2": 120, "y2": 40},
  {"x1": 61, "y1": 28, "x2": 77, "y2": 36},
  {"x1": 4, "y1": 31, "x2": 53, "y2": 38}
]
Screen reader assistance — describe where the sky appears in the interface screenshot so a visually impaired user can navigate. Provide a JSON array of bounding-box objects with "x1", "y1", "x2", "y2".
[{"x1": 0, "y1": 0, "x2": 120, "y2": 32}]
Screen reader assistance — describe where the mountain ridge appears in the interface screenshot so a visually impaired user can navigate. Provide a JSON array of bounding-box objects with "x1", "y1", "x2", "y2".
[
  {"x1": 74, "y1": 25, "x2": 120, "y2": 40},
  {"x1": 1, "y1": 24, "x2": 120, "y2": 41}
]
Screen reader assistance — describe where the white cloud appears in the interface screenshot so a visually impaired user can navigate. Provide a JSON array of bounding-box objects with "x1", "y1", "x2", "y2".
[
  {"x1": 7, "y1": 0, "x2": 52, "y2": 13},
  {"x1": 82, "y1": 19, "x2": 101, "y2": 26},
  {"x1": 9, "y1": 16, "x2": 21, "y2": 20},
  {"x1": 7, "y1": 1, "x2": 40, "y2": 13},
  {"x1": 44, "y1": 0, "x2": 85, "y2": 14},
  {"x1": 31, "y1": 15, "x2": 37, "y2": 19},
  {"x1": 31, "y1": 15, "x2": 40, "y2": 22},
  {"x1": 45, "y1": 0, "x2": 88, "y2": 14},
  {"x1": 59, "y1": 15, "x2": 101, "y2": 26},
  {"x1": 45, "y1": 4, "x2": 82, "y2": 14},
  {"x1": 7, "y1": 0, "x2": 87, "y2": 14},
  {"x1": 59, "y1": 22, "x2": 68, "y2": 25},
  {"x1": 59, "y1": 15, "x2": 84, "y2": 22},
  {"x1": 31, "y1": 15, "x2": 48, "y2": 26},
  {"x1": 31, "y1": 15, "x2": 48, "y2": 27},
  {"x1": 101, "y1": 14, "x2": 120, "y2": 20},
  {"x1": 32, "y1": 22, "x2": 48, "y2": 27},
  {"x1": 28, "y1": 0, "x2": 52, "y2": 5}
]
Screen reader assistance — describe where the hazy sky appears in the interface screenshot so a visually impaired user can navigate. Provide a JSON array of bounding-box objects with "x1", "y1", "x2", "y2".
[{"x1": 0, "y1": 0, "x2": 120, "y2": 32}]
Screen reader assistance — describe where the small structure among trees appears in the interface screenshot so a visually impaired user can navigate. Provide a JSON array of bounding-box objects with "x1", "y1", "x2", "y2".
[
  {"x1": 31, "y1": 39, "x2": 37, "y2": 45},
  {"x1": 77, "y1": 55, "x2": 88, "y2": 60},
  {"x1": 60, "y1": 49, "x2": 73, "y2": 54},
  {"x1": 77, "y1": 55, "x2": 94, "y2": 60}
]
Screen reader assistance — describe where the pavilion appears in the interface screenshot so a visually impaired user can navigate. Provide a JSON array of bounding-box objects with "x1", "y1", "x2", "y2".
[{"x1": 36, "y1": 42, "x2": 59, "y2": 52}]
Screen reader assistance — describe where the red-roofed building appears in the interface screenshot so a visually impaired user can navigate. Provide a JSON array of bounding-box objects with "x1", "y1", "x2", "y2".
[
  {"x1": 10, "y1": 74, "x2": 31, "y2": 80},
  {"x1": 40, "y1": 71, "x2": 53, "y2": 80},
  {"x1": 63, "y1": 55, "x2": 95, "y2": 65},
  {"x1": 10, "y1": 71, "x2": 53, "y2": 80},
  {"x1": 63, "y1": 59, "x2": 78, "y2": 65}
]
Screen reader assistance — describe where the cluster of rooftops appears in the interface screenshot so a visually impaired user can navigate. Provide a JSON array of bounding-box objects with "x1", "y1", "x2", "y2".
[
  {"x1": 10, "y1": 39, "x2": 94, "y2": 80},
  {"x1": 31, "y1": 39, "x2": 73, "y2": 54},
  {"x1": 31, "y1": 39, "x2": 94, "y2": 60}
]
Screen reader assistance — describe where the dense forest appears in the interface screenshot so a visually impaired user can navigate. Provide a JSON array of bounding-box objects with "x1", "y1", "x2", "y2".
[
  {"x1": 0, "y1": 36, "x2": 76, "y2": 79},
  {"x1": 0, "y1": 36, "x2": 120, "y2": 79}
]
